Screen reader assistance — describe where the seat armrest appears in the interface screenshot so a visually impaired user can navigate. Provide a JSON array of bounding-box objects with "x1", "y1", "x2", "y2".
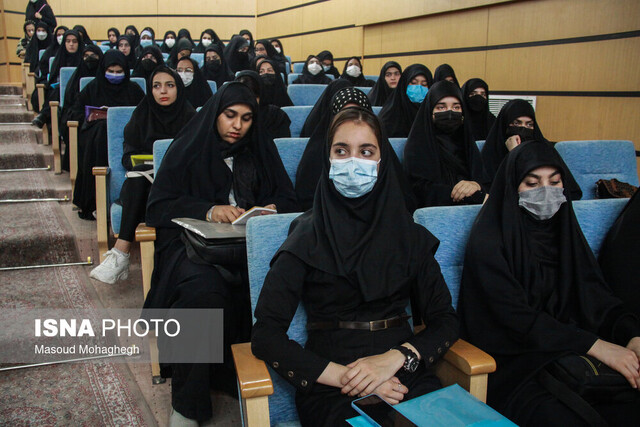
[
  {"x1": 443, "y1": 339, "x2": 496, "y2": 375},
  {"x1": 231, "y1": 342, "x2": 274, "y2": 399},
  {"x1": 92, "y1": 166, "x2": 109, "y2": 176},
  {"x1": 135, "y1": 224, "x2": 156, "y2": 242}
]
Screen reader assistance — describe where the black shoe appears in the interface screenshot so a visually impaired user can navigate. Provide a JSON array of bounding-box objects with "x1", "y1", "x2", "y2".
[{"x1": 31, "y1": 116, "x2": 44, "y2": 128}]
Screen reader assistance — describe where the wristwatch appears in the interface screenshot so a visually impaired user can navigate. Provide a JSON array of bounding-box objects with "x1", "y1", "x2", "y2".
[{"x1": 392, "y1": 345, "x2": 420, "y2": 373}]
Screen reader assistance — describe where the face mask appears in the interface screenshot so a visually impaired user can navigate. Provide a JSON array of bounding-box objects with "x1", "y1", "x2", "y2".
[
  {"x1": 467, "y1": 95, "x2": 487, "y2": 112},
  {"x1": 30, "y1": 0, "x2": 37, "y2": 3},
  {"x1": 141, "y1": 58, "x2": 156, "y2": 71},
  {"x1": 36, "y1": 31, "x2": 47, "y2": 41},
  {"x1": 307, "y1": 63, "x2": 322, "y2": 76},
  {"x1": 260, "y1": 74, "x2": 277, "y2": 85},
  {"x1": 84, "y1": 56, "x2": 99, "y2": 70},
  {"x1": 406, "y1": 84, "x2": 428, "y2": 104},
  {"x1": 323, "y1": 65, "x2": 331, "y2": 72},
  {"x1": 329, "y1": 157, "x2": 379, "y2": 198},
  {"x1": 433, "y1": 110, "x2": 464, "y2": 134},
  {"x1": 506, "y1": 125, "x2": 535, "y2": 141},
  {"x1": 201, "y1": 39, "x2": 212, "y2": 47},
  {"x1": 140, "y1": 39, "x2": 153, "y2": 48},
  {"x1": 346, "y1": 64, "x2": 361, "y2": 78},
  {"x1": 165, "y1": 38, "x2": 175, "y2": 48},
  {"x1": 518, "y1": 186, "x2": 566, "y2": 220},
  {"x1": 274, "y1": 47, "x2": 281, "y2": 54},
  {"x1": 178, "y1": 71, "x2": 194, "y2": 87},
  {"x1": 57, "y1": 35, "x2": 63, "y2": 45},
  {"x1": 105, "y1": 72, "x2": 125, "y2": 84}
]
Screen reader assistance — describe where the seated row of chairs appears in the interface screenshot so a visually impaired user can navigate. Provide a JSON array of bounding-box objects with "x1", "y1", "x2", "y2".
[
  {"x1": 282, "y1": 105, "x2": 382, "y2": 137},
  {"x1": 288, "y1": 84, "x2": 372, "y2": 106}
]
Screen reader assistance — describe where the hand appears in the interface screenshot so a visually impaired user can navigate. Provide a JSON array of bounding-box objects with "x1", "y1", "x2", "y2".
[
  {"x1": 341, "y1": 350, "x2": 405, "y2": 397},
  {"x1": 208, "y1": 205, "x2": 245, "y2": 223},
  {"x1": 35, "y1": 12, "x2": 42, "y2": 19},
  {"x1": 588, "y1": 339, "x2": 640, "y2": 389},
  {"x1": 627, "y1": 337, "x2": 640, "y2": 360},
  {"x1": 260, "y1": 204, "x2": 277, "y2": 215},
  {"x1": 505, "y1": 135, "x2": 521, "y2": 151},
  {"x1": 360, "y1": 377, "x2": 408, "y2": 405},
  {"x1": 451, "y1": 180, "x2": 481, "y2": 202}
]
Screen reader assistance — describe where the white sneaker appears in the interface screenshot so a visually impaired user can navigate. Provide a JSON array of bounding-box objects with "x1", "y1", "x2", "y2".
[
  {"x1": 168, "y1": 408, "x2": 199, "y2": 427},
  {"x1": 89, "y1": 249, "x2": 130, "y2": 284}
]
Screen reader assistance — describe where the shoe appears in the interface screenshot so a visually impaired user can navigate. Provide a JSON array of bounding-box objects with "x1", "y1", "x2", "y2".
[
  {"x1": 168, "y1": 408, "x2": 199, "y2": 427},
  {"x1": 31, "y1": 116, "x2": 44, "y2": 128},
  {"x1": 89, "y1": 249, "x2": 130, "y2": 284}
]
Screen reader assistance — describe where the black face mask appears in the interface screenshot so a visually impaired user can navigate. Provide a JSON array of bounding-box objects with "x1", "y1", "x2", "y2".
[
  {"x1": 467, "y1": 95, "x2": 487, "y2": 112},
  {"x1": 141, "y1": 58, "x2": 157, "y2": 72},
  {"x1": 260, "y1": 74, "x2": 277, "y2": 86},
  {"x1": 433, "y1": 110, "x2": 464, "y2": 134},
  {"x1": 84, "y1": 56, "x2": 99, "y2": 70},
  {"x1": 505, "y1": 125, "x2": 535, "y2": 141},
  {"x1": 205, "y1": 59, "x2": 221, "y2": 70}
]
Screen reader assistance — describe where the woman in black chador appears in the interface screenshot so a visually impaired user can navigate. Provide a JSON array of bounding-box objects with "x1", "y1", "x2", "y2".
[
  {"x1": 25, "y1": 0, "x2": 56, "y2": 29},
  {"x1": 143, "y1": 82, "x2": 298, "y2": 425},
  {"x1": 368, "y1": 61, "x2": 402, "y2": 106},
  {"x1": 252, "y1": 107, "x2": 458, "y2": 427},
  {"x1": 460, "y1": 78, "x2": 496, "y2": 141},
  {"x1": 459, "y1": 141, "x2": 640, "y2": 426},
  {"x1": 403, "y1": 80, "x2": 490, "y2": 207},
  {"x1": 70, "y1": 50, "x2": 145, "y2": 219},
  {"x1": 292, "y1": 55, "x2": 332, "y2": 85}
]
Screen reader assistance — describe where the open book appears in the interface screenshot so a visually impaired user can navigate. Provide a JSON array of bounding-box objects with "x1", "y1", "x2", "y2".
[
  {"x1": 172, "y1": 218, "x2": 246, "y2": 239},
  {"x1": 231, "y1": 206, "x2": 277, "y2": 225}
]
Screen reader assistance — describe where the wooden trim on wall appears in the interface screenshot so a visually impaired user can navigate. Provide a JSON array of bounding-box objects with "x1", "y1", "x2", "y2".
[{"x1": 257, "y1": 0, "x2": 329, "y2": 18}]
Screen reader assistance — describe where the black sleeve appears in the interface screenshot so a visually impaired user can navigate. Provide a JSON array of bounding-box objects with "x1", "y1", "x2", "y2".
[
  {"x1": 121, "y1": 111, "x2": 145, "y2": 171},
  {"x1": 252, "y1": 252, "x2": 330, "y2": 394},
  {"x1": 405, "y1": 254, "x2": 459, "y2": 366},
  {"x1": 40, "y1": 6, "x2": 57, "y2": 29},
  {"x1": 411, "y1": 178, "x2": 455, "y2": 207},
  {"x1": 69, "y1": 85, "x2": 89, "y2": 125}
]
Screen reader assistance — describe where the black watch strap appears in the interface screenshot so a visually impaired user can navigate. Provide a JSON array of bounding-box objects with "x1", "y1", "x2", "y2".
[{"x1": 392, "y1": 345, "x2": 419, "y2": 373}]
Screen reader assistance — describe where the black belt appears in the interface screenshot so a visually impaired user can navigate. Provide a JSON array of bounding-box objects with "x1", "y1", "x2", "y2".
[{"x1": 306, "y1": 314, "x2": 410, "y2": 331}]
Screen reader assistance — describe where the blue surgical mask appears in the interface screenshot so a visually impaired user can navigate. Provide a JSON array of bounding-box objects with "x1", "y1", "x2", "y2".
[
  {"x1": 140, "y1": 39, "x2": 153, "y2": 48},
  {"x1": 105, "y1": 72, "x2": 125, "y2": 84},
  {"x1": 329, "y1": 157, "x2": 379, "y2": 198},
  {"x1": 406, "y1": 84, "x2": 428, "y2": 103},
  {"x1": 323, "y1": 65, "x2": 331, "y2": 72},
  {"x1": 518, "y1": 186, "x2": 566, "y2": 220}
]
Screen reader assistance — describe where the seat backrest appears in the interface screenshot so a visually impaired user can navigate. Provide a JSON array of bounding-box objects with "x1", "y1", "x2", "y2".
[
  {"x1": 207, "y1": 80, "x2": 217, "y2": 94},
  {"x1": 555, "y1": 140, "x2": 639, "y2": 199},
  {"x1": 274, "y1": 138, "x2": 308, "y2": 185},
  {"x1": 292, "y1": 62, "x2": 304, "y2": 73},
  {"x1": 59, "y1": 67, "x2": 77, "y2": 109},
  {"x1": 39, "y1": 49, "x2": 46, "y2": 60},
  {"x1": 572, "y1": 198, "x2": 627, "y2": 258},
  {"x1": 106, "y1": 106, "x2": 136, "y2": 205},
  {"x1": 281, "y1": 105, "x2": 312, "y2": 138},
  {"x1": 287, "y1": 84, "x2": 327, "y2": 106},
  {"x1": 246, "y1": 213, "x2": 305, "y2": 426},
  {"x1": 389, "y1": 138, "x2": 407, "y2": 164},
  {"x1": 99, "y1": 45, "x2": 110, "y2": 53},
  {"x1": 355, "y1": 86, "x2": 371, "y2": 95},
  {"x1": 372, "y1": 106, "x2": 382, "y2": 115},
  {"x1": 476, "y1": 140, "x2": 485, "y2": 151},
  {"x1": 191, "y1": 53, "x2": 204, "y2": 69},
  {"x1": 153, "y1": 139, "x2": 173, "y2": 174},
  {"x1": 79, "y1": 76, "x2": 93, "y2": 91},
  {"x1": 49, "y1": 56, "x2": 55, "y2": 71},
  {"x1": 365, "y1": 75, "x2": 379, "y2": 82},
  {"x1": 80, "y1": 76, "x2": 146, "y2": 93},
  {"x1": 287, "y1": 73, "x2": 300, "y2": 85},
  {"x1": 162, "y1": 53, "x2": 169, "y2": 61}
]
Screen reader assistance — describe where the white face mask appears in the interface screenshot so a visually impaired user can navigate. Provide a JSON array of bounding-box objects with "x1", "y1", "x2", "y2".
[
  {"x1": 178, "y1": 71, "x2": 194, "y2": 87},
  {"x1": 274, "y1": 46, "x2": 281, "y2": 54},
  {"x1": 201, "y1": 39, "x2": 212, "y2": 47},
  {"x1": 165, "y1": 38, "x2": 175, "y2": 48},
  {"x1": 323, "y1": 65, "x2": 331, "y2": 72},
  {"x1": 57, "y1": 35, "x2": 64, "y2": 45},
  {"x1": 307, "y1": 63, "x2": 322, "y2": 76},
  {"x1": 36, "y1": 31, "x2": 47, "y2": 41},
  {"x1": 346, "y1": 64, "x2": 361, "y2": 78}
]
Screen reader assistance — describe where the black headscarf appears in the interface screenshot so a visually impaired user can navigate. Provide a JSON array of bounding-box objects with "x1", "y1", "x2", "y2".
[
  {"x1": 317, "y1": 50, "x2": 340, "y2": 79},
  {"x1": 293, "y1": 55, "x2": 332, "y2": 85},
  {"x1": 72, "y1": 25, "x2": 92, "y2": 46},
  {"x1": 116, "y1": 35, "x2": 137, "y2": 69},
  {"x1": 160, "y1": 30, "x2": 176, "y2": 54},
  {"x1": 258, "y1": 60, "x2": 292, "y2": 107},
  {"x1": 433, "y1": 64, "x2": 459, "y2": 86},
  {"x1": 36, "y1": 24, "x2": 67, "y2": 78},
  {"x1": 193, "y1": 28, "x2": 223, "y2": 53},
  {"x1": 270, "y1": 39, "x2": 288, "y2": 65},
  {"x1": 202, "y1": 44, "x2": 233, "y2": 88},
  {"x1": 25, "y1": 0, "x2": 56, "y2": 29},
  {"x1": 239, "y1": 29, "x2": 254, "y2": 50},
  {"x1": 176, "y1": 56, "x2": 213, "y2": 109},
  {"x1": 368, "y1": 61, "x2": 402, "y2": 106},
  {"x1": 300, "y1": 78, "x2": 353, "y2": 138},
  {"x1": 255, "y1": 39, "x2": 286, "y2": 75},
  {"x1": 403, "y1": 80, "x2": 490, "y2": 207},
  {"x1": 107, "y1": 27, "x2": 120, "y2": 48},
  {"x1": 166, "y1": 38, "x2": 193, "y2": 69},
  {"x1": 122, "y1": 66, "x2": 196, "y2": 170},
  {"x1": 48, "y1": 29, "x2": 83, "y2": 85},
  {"x1": 296, "y1": 86, "x2": 372, "y2": 211},
  {"x1": 279, "y1": 107, "x2": 436, "y2": 302},
  {"x1": 340, "y1": 57, "x2": 374, "y2": 87},
  {"x1": 80, "y1": 49, "x2": 145, "y2": 107},
  {"x1": 459, "y1": 141, "x2": 639, "y2": 411},
  {"x1": 135, "y1": 27, "x2": 156, "y2": 57},
  {"x1": 378, "y1": 64, "x2": 432, "y2": 138},
  {"x1": 124, "y1": 25, "x2": 140, "y2": 49},
  {"x1": 132, "y1": 45, "x2": 165, "y2": 80},
  {"x1": 62, "y1": 44, "x2": 104, "y2": 112},
  {"x1": 146, "y1": 81, "x2": 298, "y2": 237},
  {"x1": 481, "y1": 99, "x2": 582, "y2": 200},
  {"x1": 460, "y1": 78, "x2": 496, "y2": 141},
  {"x1": 224, "y1": 35, "x2": 251, "y2": 73},
  {"x1": 25, "y1": 21, "x2": 52, "y2": 72}
]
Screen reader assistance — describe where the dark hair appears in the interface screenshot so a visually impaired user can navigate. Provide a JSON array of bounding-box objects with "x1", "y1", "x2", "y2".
[
  {"x1": 328, "y1": 107, "x2": 383, "y2": 150},
  {"x1": 237, "y1": 75, "x2": 260, "y2": 99}
]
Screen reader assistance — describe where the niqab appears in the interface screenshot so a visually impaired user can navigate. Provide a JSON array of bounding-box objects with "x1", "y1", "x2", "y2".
[
  {"x1": 224, "y1": 35, "x2": 251, "y2": 73},
  {"x1": 460, "y1": 78, "x2": 496, "y2": 141},
  {"x1": 258, "y1": 59, "x2": 292, "y2": 107},
  {"x1": 132, "y1": 45, "x2": 165, "y2": 80},
  {"x1": 203, "y1": 44, "x2": 233, "y2": 88}
]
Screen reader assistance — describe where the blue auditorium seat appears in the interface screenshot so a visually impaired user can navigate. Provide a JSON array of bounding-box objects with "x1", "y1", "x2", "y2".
[
  {"x1": 287, "y1": 84, "x2": 327, "y2": 106},
  {"x1": 99, "y1": 45, "x2": 110, "y2": 53},
  {"x1": 555, "y1": 140, "x2": 639, "y2": 200},
  {"x1": 365, "y1": 75, "x2": 379, "y2": 82},
  {"x1": 162, "y1": 53, "x2": 169, "y2": 61},
  {"x1": 207, "y1": 80, "x2": 217, "y2": 94},
  {"x1": 476, "y1": 140, "x2": 485, "y2": 151},
  {"x1": 79, "y1": 76, "x2": 146, "y2": 93},
  {"x1": 39, "y1": 49, "x2": 45, "y2": 60},
  {"x1": 287, "y1": 73, "x2": 334, "y2": 84},
  {"x1": 389, "y1": 138, "x2": 407, "y2": 163},
  {"x1": 274, "y1": 138, "x2": 308, "y2": 185},
  {"x1": 59, "y1": 67, "x2": 77, "y2": 108},
  {"x1": 355, "y1": 86, "x2": 371, "y2": 95},
  {"x1": 372, "y1": 106, "x2": 382, "y2": 115},
  {"x1": 153, "y1": 139, "x2": 173, "y2": 174},
  {"x1": 572, "y1": 198, "x2": 627, "y2": 257},
  {"x1": 292, "y1": 62, "x2": 304, "y2": 73},
  {"x1": 281, "y1": 106, "x2": 312, "y2": 138},
  {"x1": 191, "y1": 53, "x2": 204, "y2": 69}
]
